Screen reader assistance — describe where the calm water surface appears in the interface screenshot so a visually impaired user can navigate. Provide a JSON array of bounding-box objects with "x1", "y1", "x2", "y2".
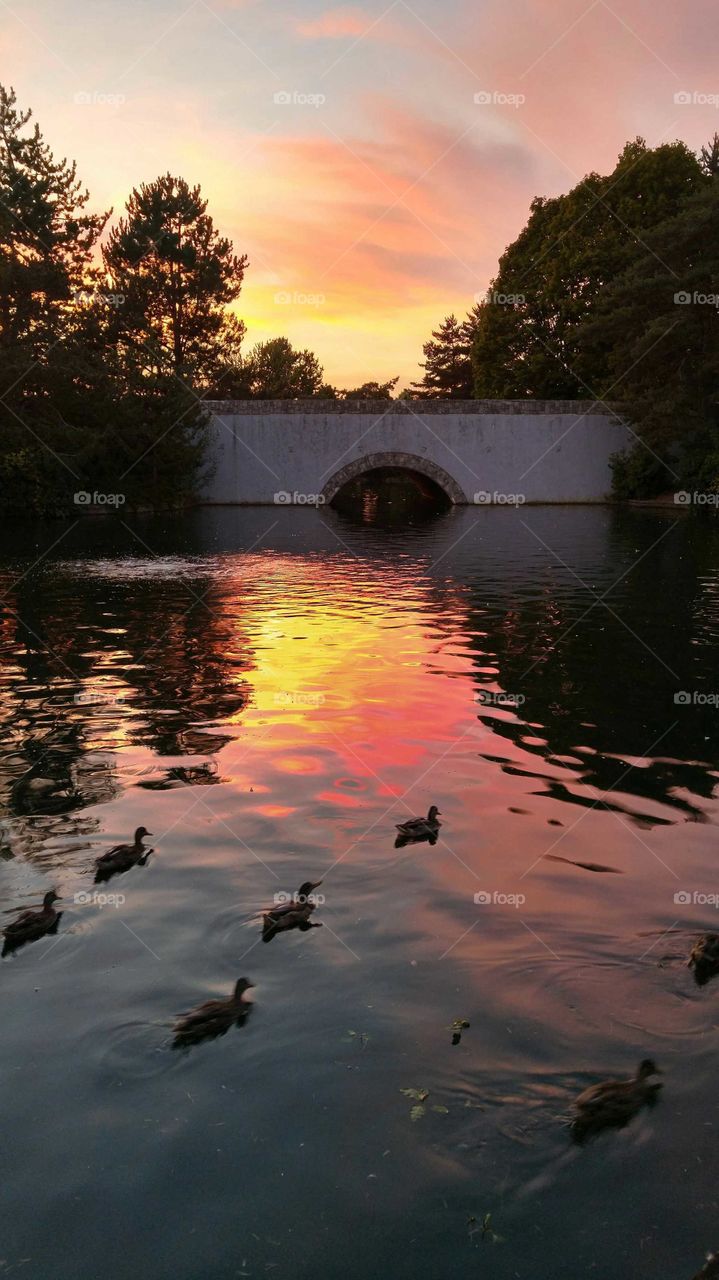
[{"x1": 1, "y1": 506, "x2": 718, "y2": 1280}]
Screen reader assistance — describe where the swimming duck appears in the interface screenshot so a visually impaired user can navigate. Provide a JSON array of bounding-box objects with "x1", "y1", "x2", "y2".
[
  {"x1": 173, "y1": 978, "x2": 254, "y2": 1047},
  {"x1": 395, "y1": 805, "x2": 441, "y2": 844},
  {"x1": 570, "y1": 1059, "x2": 662, "y2": 1143},
  {"x1": 95, "y1": 826, "x2": 153, "y2": 880},
  {"x1": 263, "y1": 880, "x2": 323, "y2": 935},
  {"x1": 688, "y1": 934, "x2": 719, "y2": 986},
  {"x1": 3, "y1": 890, "x2": 61, "y2": 952}
]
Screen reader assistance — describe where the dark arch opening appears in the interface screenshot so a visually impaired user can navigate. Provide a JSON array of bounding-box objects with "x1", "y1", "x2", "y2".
[{"x1": 329, "y1": 466, "x2": 453, "y2": 522}]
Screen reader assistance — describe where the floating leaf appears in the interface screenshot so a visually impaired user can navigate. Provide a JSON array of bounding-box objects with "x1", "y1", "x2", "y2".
[
  {"x1": 410, "y1": 1104, "x2": 426, "y2": 1122},
  {"x1": 431, "y1": 1104, "x2": 449, "y2": 1114},
  {"x1": 480, "y1": 1212, "x2": 503, "y2": 1244},
  {"x1": 450, "y1": 1018, "x2": 470, "y2": 1031},
  {"x1": 400, "y1": 1087, "x2": 429, "y2": 1102}
]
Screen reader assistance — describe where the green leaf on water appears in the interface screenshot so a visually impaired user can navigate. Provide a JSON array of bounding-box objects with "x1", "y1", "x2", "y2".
[
  {"x1": 400, "y1": 1087, "x2": 429, "y2": 1102},
  {"x1": 345, "y1": 1030, "x2": 370, "y2": 1045},
  {"x1": 450, "y1": 1018, "x2": 470, "y2": 1031},
  {"x1": 431, "y1": 1104, "x2": 449, "y2": 1114},
  {"x1": 409, "y1": 1104, "x2": 426, "y2": 1122}
]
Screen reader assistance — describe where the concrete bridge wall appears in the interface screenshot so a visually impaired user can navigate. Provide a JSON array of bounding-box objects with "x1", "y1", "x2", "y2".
[{"x1": 201, "y1": 400, "x2": 631, "y2": 505}]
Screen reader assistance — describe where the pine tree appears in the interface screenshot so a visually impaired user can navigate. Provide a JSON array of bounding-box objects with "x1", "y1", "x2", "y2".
[
  {"x1": 0, "y1": 83, "x2": 107, "y2": 364},
  {"x1": 103, "y1": 174, "x2": 248, "y2": 389},
  {"x1": 700, "y1": 133, "x2": 719, "y2": 177},
  {"x1": 410, "y1": 313, "x2": 475, "y2": 398}
]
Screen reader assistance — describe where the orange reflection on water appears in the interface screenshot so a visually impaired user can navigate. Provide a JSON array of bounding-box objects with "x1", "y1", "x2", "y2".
[{"x1": 222, "y1": 555, "x2": 477, "y2": 818}]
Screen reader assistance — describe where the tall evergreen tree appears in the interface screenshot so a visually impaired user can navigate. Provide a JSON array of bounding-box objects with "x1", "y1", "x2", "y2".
[
  {"x1": 410, "y1": 312, "x2": 475, "y2": 397},
  {"x1": 700, "y1": 132, "x2": 719, "y2": 177},
  {"x1": 103, "y1": 174, "x2": 248, "y2": 389},
  {"x1": 0, "y1": 84, "x2": 109, "y2": 511}
]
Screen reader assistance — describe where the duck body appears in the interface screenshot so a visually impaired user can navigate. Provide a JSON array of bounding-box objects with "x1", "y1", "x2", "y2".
[
  {"x1": 173, "y1": 978, "x2": 254, "y2": 1047},
  {"x1": 688, "y1": 934, "x2": 719, "y2": 986},
  {"x1": 395, "y1": 805, "x2": 441, "y2": 846},
  {"x1": 263, "y1": 880, "x2": 323, "y2": 933},
  {"x1": 571, "y1": 1059, "x2": 662, "y2": 1143},
  {"x1": 3, "y1": 891, "x2": 61, "y2": 953},
  {"x1": 95, "y1": 826, "x2": 152, "y2": 880},
  {"x1": 395, "y1": 805, "x2": 441, "y2": 838}
]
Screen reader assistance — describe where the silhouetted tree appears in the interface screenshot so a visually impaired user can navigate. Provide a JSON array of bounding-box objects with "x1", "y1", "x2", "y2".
[
  {"x1": 103, "y1": 173, "x2": 247, "y2": 389},
  {"x1": 410, "y1": 312, "x2": 476, "y2": 397},
  {"x1": 229, "y1": 336, "x2": 325, "y2": 398},
  {"x1": 340, "y1": 377, "x2": 398, "y2": 399},
  {"x1": 472, "y1": 139, "x2": 705, "y2": 399}
]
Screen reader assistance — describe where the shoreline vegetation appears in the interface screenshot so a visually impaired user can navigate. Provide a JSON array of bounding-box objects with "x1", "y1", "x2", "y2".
[{"x1": 1, "y1": 82, "x2": 717, "y2": 516}]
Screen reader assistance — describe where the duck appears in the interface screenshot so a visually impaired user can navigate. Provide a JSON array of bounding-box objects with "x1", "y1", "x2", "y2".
[
  {"x1": 688, "y1": 934, "x2": 719, "y2": 986},
  {"x1": 395, "y1": 805, "x2": 441, "y2": 843},
  {"x1": 570, "y1": 1059, "x2": 662, "y2": 1143},
  {"x1": 263, "y1": 880, "x2": 323, "y2": 936},
  {"x1": 3, "y1": 890, "x2": 62, "y2": 953},
  {"x1": 173, "y1": 978, "x2": 254, "y2": 1047},
  {"x1": 95, "y1": 826, "x2": 153, "y2": 880}
]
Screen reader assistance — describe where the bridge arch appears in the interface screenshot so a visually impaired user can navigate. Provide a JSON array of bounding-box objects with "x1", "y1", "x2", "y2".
[{"x1": 321, "y1": 452, "x2": 468, "y2": 506}]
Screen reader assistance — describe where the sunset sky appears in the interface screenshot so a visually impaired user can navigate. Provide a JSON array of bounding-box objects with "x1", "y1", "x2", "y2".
[{"x1": 4, "y1": 0, "x2": 719, "y2": 387}]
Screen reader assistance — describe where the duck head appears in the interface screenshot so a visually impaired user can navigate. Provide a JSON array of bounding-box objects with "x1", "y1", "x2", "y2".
[
  {"x1": 234, "y1": 978, "x2": 255, "y2": 1001},
  {"x1": 427, "y1": 806, "x2": 441, "y2": 821},
  {"x1": 134, "y1": 826, "x2": 153, "y2": 844},
  {"x1": 43, "y1": 890, "x2": 61, "y2": 908},
  {"x1": 296, "y1": 879, "x2": 322, "y2": 903},
  {"x1": 637, "y1": 1058, "x2": 661, "y2": 1080}
]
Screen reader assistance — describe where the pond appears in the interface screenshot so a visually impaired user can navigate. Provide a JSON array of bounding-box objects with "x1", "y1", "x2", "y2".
[{"x1": 1, "y1": 505, "x2": 718, "y2": 1280}]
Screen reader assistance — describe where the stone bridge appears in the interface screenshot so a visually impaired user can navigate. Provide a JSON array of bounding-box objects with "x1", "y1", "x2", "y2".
[{"x1": 202, "y1": 400, "x2": 630, "y2": 505}]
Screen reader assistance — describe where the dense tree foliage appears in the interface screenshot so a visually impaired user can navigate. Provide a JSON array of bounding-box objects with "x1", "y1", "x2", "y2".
[
  {"x1": 339, "y1": 378, "x2": 398, "y2": 399},
  {"x1": 0, "y1": 88, "x2": 243, "y2": 513},
  {"x1": 410, "y1": 310, "x2": 478, "y2": 398},
  {"x1": 584, "y1": 181, "x2": 719, "y2": 496},
  {"x1": 226, "y1": 336, "x2": 326, "y2": 399},
  {"x1": 103, "y1": 174, "x2": 247, "y2": 388},
  {"x1": 471, "y1": 139, "x2": 705, "y2": 399},
  {"x1": 462, "y1": 136, "x2": 718, "y2": 494}
]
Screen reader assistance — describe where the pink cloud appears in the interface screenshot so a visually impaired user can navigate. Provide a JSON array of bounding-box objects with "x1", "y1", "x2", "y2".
[{"x1": 295, "y1": 8, "x2": 372, "y2": 39}]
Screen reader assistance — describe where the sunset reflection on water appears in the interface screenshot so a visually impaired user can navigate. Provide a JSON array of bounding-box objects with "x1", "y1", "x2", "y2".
[{"x1": 1, "y1": 506, "x2": 718, "y2": 1280}]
